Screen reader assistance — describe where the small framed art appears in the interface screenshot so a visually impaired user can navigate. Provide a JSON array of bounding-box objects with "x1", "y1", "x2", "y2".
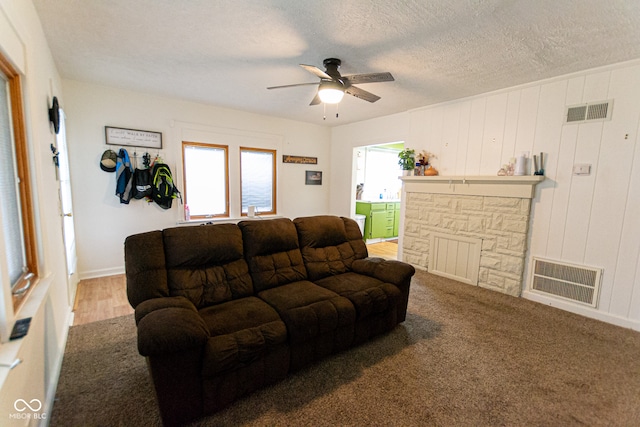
[{"x1": 305, "y1": 170, "x2": 322, "y2": 185}]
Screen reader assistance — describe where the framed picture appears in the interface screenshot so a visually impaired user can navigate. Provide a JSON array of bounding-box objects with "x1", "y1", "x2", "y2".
[
  {"x1": 305, "y1": 170, "x2": 322, "y2": 185},
  {"x1": 105, "y1": 126, "x2": 162, "y2": 149}
]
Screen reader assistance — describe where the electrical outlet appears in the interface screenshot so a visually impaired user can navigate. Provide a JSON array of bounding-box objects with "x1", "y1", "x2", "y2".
[{"x1": 573, "y1": 164, "x2": 591, "y2": 175}]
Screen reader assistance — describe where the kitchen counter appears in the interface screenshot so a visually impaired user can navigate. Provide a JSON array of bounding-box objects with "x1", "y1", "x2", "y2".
[{"x1": 356, "y1": 199, "x2": 401, "y2": 203}]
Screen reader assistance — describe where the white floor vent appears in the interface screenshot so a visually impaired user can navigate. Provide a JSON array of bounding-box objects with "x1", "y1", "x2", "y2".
[
  {"x1": 429, "y1": 233, "x2": 481, "y2": 286},
  {"x1": 565, "y1": 100, "x2": 613, "y2": 124},
  {"x1": 530, "y1": 257, "x2": 603, "y2": 307}
]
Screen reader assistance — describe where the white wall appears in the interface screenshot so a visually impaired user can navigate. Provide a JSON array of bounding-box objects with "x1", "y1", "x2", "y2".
[
  {"x1": 62, "y1": 80, "x2": 332, "y2": 279},
  {"x1": 0, "y1": 0, "x2": 72, "y2": 421},
  {"x1": 331, "y1": 59, "x2": 640, "y2": 331}
]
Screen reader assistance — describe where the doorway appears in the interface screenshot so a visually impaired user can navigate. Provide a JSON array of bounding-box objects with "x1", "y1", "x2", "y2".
[
  {"x1": 353, "y1": 141, "x2": 404, "y2": 260},
  {"x1": 55, "y1": 108, "x2": 79, "y2": 306}
]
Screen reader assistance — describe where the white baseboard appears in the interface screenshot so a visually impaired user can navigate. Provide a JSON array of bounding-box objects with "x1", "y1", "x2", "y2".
[
  {"x1": 78, "y1": 266, "x2": 125, "y2": 281},
  {"x1": 523, "y1": 291, "x2": 640, "y2": 332}
]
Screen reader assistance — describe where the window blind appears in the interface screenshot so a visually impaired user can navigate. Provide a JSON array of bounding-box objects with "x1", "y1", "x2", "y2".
[
  {"x1": 241, "y1": 149, "x2": 274, "y2": 214},
  {"x1": 0, "y1": 75, "x2": 26, "y2": 288},
  {"x1": 183, "y1": 144, "x2": 228, "y2": 217}
]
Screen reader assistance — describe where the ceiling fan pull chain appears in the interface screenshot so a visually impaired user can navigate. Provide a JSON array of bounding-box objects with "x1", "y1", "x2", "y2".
[{"x1": 323, "y1": 103, "x2": 327, "y2": 120}]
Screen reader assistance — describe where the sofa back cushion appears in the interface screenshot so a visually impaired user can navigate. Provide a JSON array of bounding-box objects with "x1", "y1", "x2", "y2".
[
  {"x1": 125, "y1": 230, "x2": 170, "y2": 308},
  {"x1": 294, "y1": 215, "x2": 368, "y2": 281},
  {"x1": 343, "y1": 216, "x2": 369, "y2": 258},
  {"x1": 163, "y1": 224, "x2": 253, "y2": 308},
  {"x1": 238, "y1": 218, "x2": 307, "y2": 292}
]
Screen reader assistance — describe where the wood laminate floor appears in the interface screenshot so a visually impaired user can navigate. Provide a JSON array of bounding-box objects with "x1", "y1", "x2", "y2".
[
  {"x1": 367, "y1": 241, "x2": 398, "y2": 260},
  {"x1": 72, "y1": 241, "x2": 398, "y2": 326},
  {"x1": 72, "y1": 274, "x2": 133, "y2": 326}
]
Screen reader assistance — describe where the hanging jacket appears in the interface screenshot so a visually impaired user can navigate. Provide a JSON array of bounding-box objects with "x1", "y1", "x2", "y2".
[{"x1": 115, "y1": 148, "x2": 134, "y2": 204}]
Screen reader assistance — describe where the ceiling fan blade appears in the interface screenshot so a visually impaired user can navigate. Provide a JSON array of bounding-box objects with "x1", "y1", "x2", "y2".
[
  {"x1": 267, "y1": 82, "x2": 319, "y2": 90},
  {"x1": 345, "y1": 85, "x2": 381, "y2": 103},
  {"x1": 309, "y1": 93, "x2": 321, "y2": 106},
  {"x1": 342, "y1": 72, "x2": 394, "y2": 85},
  {"x1": 300, "y1": 64, "x2": 332, "y2": 79}
]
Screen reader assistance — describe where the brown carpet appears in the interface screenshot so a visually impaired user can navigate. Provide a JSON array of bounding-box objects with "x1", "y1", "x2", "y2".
[{"x1": 50, "y1": 270, "x2": 640, "y2": 426}]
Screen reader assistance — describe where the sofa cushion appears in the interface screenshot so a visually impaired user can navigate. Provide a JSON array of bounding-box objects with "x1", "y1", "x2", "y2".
[
  {"x1": 239, "y1": 218, "x2": 307, "y2": 291},
  {"x1": 257, "y1": 281, "x2": 355, "y2": 343},
  {"x1": 342, "y1": 216, "x2": 368, "y2": 259},
  {"x1": 163, "y1": 224, "x2": 253, "y2": 308},
  {"x1": 294, "y1": 216, "x2": 367, "y2": 281},
  {"x1": 295, "y1": 215, "x2": 348, "y2": 248},
  {"x1": 314, "y1": 272, "x2": 401, "y2": 319},
  {"x1": 125, "y1": 230, "x2": 170, "y2": 308},
  {"x1": 200, "y1": 297, "x2": 287, "y2": 377},
  {"x1": 199, "y1": 296, "x2": 281, "y2": 336}
]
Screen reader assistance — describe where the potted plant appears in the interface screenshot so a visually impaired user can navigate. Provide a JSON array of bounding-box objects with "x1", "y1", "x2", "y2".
[{"x1": 398, "y1": 148, "x2": 415, "y2": 176}]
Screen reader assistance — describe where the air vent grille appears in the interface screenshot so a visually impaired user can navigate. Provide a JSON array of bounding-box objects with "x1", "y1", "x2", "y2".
[
  {"x1": 564, "y1": 100, "x2": 613, "y2": 124},
  {"x1": 586, "y1": 102, "x2": 609, "y2": 120},
  {"x1": 566, "y1": 105, "x2": 587, "y2": 122},
  {"x1": 530, "y1": 257, "x2": 602, "y2": 307}
]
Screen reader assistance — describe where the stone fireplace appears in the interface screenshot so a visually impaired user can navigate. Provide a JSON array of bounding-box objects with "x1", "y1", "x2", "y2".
[{"x1": 399, "y1": 176, "x2": 544, "y2": 296}]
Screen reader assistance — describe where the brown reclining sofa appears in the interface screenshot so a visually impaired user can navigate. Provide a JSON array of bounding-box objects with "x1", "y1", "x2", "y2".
[{"x1": 125, "y1": 215, "x2": 415, "y2": 426}]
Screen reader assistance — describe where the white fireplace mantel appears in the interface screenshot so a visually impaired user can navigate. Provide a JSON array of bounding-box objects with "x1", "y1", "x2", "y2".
[{"x1": 400, "y1": 175, "x2": 545, "y2": 199}]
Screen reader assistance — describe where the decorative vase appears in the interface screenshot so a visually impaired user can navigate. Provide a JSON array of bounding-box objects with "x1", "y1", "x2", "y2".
[
  {"x1": 402, "y1": 169, "x2": 412, "y2": 176},
  {"x1": 424, "y1": 165, "x2": 438, "y2": 176}
]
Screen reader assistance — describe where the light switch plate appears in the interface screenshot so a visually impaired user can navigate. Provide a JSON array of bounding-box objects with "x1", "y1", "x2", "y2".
[{"x1": 573, "y1": 164, "x2": 591, "y2": 175}]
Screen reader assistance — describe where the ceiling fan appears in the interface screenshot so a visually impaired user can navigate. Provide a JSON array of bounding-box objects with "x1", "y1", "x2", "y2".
[{"x1": 267, "y1": 58, "x2": 394, "y2": 105}]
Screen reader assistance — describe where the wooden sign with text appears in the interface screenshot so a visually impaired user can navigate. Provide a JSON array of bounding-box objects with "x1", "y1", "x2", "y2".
[
  {"x1": 282, "y1": 155, "x2": 317, "y2": 164},
  {"x1": 105, "y1": 126, "x2": 162, "y2": 149}
]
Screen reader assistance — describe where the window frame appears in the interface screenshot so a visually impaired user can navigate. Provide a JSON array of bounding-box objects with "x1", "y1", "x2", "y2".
[
  {"x1": 239, "y1": 147, "x2": 277, "y2": 217},
  {"x1": 181, "y1": 141, "x2": 230, "y2": 219},
  {"x1": 0, "y1": 52, "x2": 38, "y2": 312}
]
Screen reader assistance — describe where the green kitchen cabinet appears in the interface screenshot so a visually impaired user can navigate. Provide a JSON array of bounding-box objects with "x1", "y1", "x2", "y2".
[
  {"x1": 393, "y1": 204, "x2": 400, "y2": 236},
  {"x1": 356, "y1": 201, "x2": 400, "y2": 241}
]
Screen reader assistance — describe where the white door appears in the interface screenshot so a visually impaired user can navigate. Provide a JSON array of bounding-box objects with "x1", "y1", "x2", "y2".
[{"x1": 56, "y1": 109, "x2": 79, "y2": 305}]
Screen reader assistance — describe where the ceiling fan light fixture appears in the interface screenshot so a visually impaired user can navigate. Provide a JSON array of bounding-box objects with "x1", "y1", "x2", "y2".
[{"x1": 318, "y1": 80, "x2": 345, "y2": 104}]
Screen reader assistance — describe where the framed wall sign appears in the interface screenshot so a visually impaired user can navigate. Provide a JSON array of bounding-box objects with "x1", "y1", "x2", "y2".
[
  {"x1": 105, "y1": 126, "x2": 163, "y2": 149},
  {"x1": 283, "y1": 155, "x2": 317, "y2": 164},
  {"x1": 305, "y1": 170, "x2": 322, "y2": 185}
]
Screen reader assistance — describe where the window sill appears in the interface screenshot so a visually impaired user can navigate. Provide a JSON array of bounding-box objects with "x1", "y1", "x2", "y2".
[
  {"x1": 177, "y1": 215, "x2": 283, "y2": 226},
  {"x1": 0, "y1": 274, "x2": 52, "y2": 404},
  {"x1": 11, "y1": 273, "x2": 37, "y2": 314},
  {"x1": 1, "y1": 273, "x2": 51, "y2": 347}
]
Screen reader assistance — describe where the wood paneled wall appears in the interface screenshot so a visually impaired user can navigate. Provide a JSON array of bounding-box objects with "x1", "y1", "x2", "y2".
[{"x1": 405, "y1": 61, "x2": 640, "y2": 329}]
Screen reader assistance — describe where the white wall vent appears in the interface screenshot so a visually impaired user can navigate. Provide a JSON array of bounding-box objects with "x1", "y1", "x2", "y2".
[
  {"x1": 429, "y1": 233, "x2": 482, "y2": 286},
  {"x1": 529, "y1": 257, "x2": 603, "y2": 307},
  {"x1": 564, "y1": 100, "x2": 613, "y2": 124}
]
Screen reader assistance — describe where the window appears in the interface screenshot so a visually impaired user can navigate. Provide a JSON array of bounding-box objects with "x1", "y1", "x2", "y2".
[
  {"x1": 0, "y1": 53, "x2": 37, "y2": 311},
  {"x1": 182, "y1": 142, "x2": 229, "y2": 218},
  {"x1": 240, "y1": 147, "x2": 276, "y2": 216},
  {"x1": 360, "y1": 147, "x2": 402, "y2": 201}
]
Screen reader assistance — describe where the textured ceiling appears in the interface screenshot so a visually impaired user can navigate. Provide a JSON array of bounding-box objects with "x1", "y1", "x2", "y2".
[{"x1": 32, "y1": 0, "x2": 640, "y2": 126}]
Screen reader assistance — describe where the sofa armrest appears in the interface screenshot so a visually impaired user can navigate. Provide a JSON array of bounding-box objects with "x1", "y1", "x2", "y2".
[
  {"x1": 134, "y1": 296, "x2": 198, "y2": 325},
  {"x1": 352, "y1": 257, "x2": 415, "y2": 286},
  {"x1": 352, "y1": 257, "x2": 415, "y2": 323},
  {"x1": 136, "y1": 304, "x2": 209, "y2": 357}
]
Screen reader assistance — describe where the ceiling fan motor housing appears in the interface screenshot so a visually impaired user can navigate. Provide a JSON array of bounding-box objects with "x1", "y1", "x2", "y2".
[{"x1": 323, "y1": 58, "x2": 343, "y2": 80}]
